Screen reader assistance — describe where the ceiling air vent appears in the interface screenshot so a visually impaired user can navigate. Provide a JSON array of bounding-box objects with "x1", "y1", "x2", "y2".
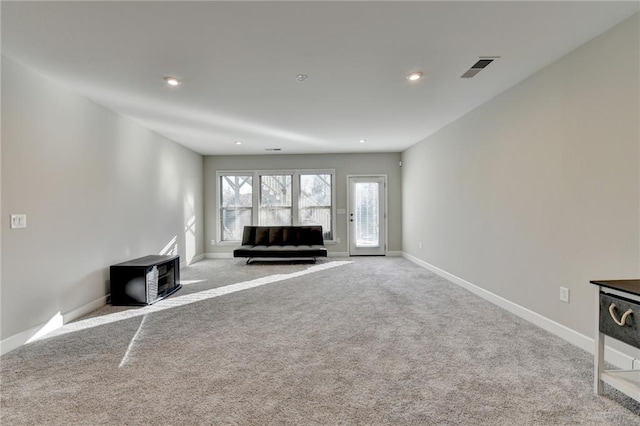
[
  {"x1": 265, "y1": 148, "x2": 282, "y2": 152},
  {"x1": 461, "y1": 57, "x2": 499, "y2": 79}
]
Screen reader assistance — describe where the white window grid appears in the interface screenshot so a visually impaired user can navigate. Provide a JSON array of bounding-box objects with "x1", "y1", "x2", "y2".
[{"x1": 216, "y1": 169, "x2": 336, "y2": 243}]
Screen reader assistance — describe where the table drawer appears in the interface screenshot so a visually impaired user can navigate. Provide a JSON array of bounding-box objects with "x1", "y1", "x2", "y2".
[{"x1": 600, "y1": 293, "x2": 640, "y2": 347}]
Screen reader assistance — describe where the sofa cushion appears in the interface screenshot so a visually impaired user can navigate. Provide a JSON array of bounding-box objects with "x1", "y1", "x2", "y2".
[
  {"x1": 255, "y1": 227, "x2": 270, "y2": 245},
  {"x1": 234, "y1": 244, "x2": 327, "y2": 258},
  {"x1": 269, "y1": 227, "x2": 284, "y2": 245},
  {"x1": 241, "y1": 226, "x2": 255, "y2": 245},
  {"x1": 283, "y1": 227, "x2": 300, "y2": 245},
  {"x1": 308, "y1": 226, "x2": 323, "y2": 245},
  {"x1": 233, "y1": 245, "x2": 256, "y2": 257},
  {"x1": 299, "y1": 227, "x2": 312, "y2": 244},
  {"x1": 233, "y1": 225, "x2": 327, "y2": 260}
]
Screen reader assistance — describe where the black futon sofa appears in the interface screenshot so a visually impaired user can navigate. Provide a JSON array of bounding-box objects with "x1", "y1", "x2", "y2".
[{"x1": 233, "y1": 226, "x2": 328, "y2": 264}]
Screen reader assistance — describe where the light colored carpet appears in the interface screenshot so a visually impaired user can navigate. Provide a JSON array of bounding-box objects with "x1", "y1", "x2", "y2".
[{"x1": 1, "y1": 257, "x2": 639, "y2": 425}]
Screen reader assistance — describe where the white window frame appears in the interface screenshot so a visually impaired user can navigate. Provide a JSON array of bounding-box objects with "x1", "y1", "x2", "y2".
[
  {"x1": 216, "y1": 169, "x2": 336, "y2": 244},
  {"x1": 258, "y1": 171, "x2": 295, "y2": 227},
  {"x1": 218, "y1": 171, "x2": 254, "y2": 243}
]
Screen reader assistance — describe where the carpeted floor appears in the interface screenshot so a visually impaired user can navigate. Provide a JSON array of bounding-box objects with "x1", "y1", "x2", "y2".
[{"x1": 1, "y1": 257, "x2": 639, "y2": 425}]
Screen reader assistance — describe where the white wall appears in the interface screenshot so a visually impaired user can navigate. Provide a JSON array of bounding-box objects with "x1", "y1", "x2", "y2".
[
  {"x1": 1, "y1": 57, "x2": 204, "y2": 347},
  {"x1": 204, "y1": 153, "x2": 402, "y2": 255},
  {"x1": 402, "y1": 15, "x2": 639, "y2": 354}
]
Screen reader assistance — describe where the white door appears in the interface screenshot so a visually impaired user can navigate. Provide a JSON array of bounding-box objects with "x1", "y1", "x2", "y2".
[{"x1": 348, "y1": 176, "x2": 386, "y2": 256}]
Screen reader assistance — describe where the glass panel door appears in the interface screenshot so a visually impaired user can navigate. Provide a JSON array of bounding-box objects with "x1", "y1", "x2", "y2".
[
  {"x1": 355, "y1": 182, "x2": 379, "y2": 247},
  {"x1": 348, "y1": 176, "x2": 386, "y2": 255}
]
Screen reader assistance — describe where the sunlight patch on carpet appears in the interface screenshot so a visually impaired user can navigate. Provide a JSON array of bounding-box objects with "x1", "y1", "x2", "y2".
[
  {"x1": 25, "y1": 312, "x2": 63, "y2": 344},
  {"x1": 119, "y1": 314, "x2": 147, "y2": 368},
  {"x1": 180, "y1": 279, "x2": 206, "y2": 285},
  {"x1": 35, "y1": 261, "x2": 353, "y2": 342}
]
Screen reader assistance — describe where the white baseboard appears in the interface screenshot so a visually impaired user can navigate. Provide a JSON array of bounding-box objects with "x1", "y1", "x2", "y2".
[
  {"x1": 1, "y1": 327, "x2": 41, "y2": 356},
  {"x1": 1, "y1": 295, "x2": 108, "y2": 356},
  {"x1": 402, "y1": 252, "x2": 636, "y2": 370},
  {"x1": 62, "y1": 295, "x2": 109, "y2": 324},
  {"x1": 186, "y1": 254, "x2": 205, "y2": 265},
  {"x1": 206, "y1": 252, "x2": 350, "y2": 259},
  {"x1": 205, "y1": 252, "x2": 233, "y2": 259},
  {"x1": 1, "y1": 258, "x2": 199, "y2": 355},
  {"x1": 328, "y1": 252, "x2": 349, "y2": 257},
  {"x1": 181, "y1": 254, "x2": 205, "y2": 267}
]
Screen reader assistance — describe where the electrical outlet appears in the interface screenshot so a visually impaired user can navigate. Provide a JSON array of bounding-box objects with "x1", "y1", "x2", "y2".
[
  {"x1": 336, "y1": 237, "x2": 341, "y2": 244},
  {"x1": 211, "y1": 240, "x2": 215, "y2": 245},
  {"x1": 560, "y1": 287, "x2": 570, "y2": 303},
  {"x1": 419, "y1": 241, "x2": 423, "y2": 249},
  {"x1": 10, "y1": 214, "x2": 27, "y2": 229}
]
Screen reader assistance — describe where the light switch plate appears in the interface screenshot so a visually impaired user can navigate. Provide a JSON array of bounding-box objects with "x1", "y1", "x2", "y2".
[{"x1": 10, "y1": 214, "x2": 27, "y2": 229}]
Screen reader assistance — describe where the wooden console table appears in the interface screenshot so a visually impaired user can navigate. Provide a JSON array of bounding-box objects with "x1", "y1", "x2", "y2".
[{"x1": 590, "y1": 279, "x2": 640, "y2": 402}]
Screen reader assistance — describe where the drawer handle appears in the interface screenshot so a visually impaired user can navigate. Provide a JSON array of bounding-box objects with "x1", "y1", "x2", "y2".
[{"x1": 608, "y1": 303, "x2": 633, "y2": 326}]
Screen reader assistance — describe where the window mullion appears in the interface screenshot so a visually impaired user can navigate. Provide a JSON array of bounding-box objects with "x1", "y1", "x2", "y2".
[
  {"x1": 219, "y1": 169, "x2": 335, "y2": 241},
  {"x1": 292, "y1": 172, "x2": 300, "y2": 226},
  {"x1": 252, "y1": 172, "x2": 259, "y2": 226}
]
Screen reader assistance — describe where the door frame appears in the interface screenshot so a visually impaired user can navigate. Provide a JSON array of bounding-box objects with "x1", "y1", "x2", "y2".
[{"x1": 346, "y1": 174, "x2": 388, "y2": 256}]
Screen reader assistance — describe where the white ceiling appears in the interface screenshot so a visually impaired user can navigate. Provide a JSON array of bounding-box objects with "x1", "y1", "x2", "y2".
[{"x1": 2, "y1": 1, "x2": 638, "y2": 155}]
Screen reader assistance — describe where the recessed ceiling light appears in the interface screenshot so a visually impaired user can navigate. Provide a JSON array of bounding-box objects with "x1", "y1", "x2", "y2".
[
  {"x1": 234, "y1": 141, "x2": 242, "y2": 145},
  {"x1": 406, "y1": 71, "x2": 423, "y2": 81},
  {"x1": 296, "y1": 74, "x2": 309, "y2": 82},
  {"x1": 164, "y1": 76, "x2": 181, "y2": 86},
  {"x1": 359, "y1": 139, "x2": 367, "y2": 144}
]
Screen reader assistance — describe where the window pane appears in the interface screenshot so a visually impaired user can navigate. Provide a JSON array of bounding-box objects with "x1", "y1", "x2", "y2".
[
  {"x1": 220, "y1": 175, "x2": 252, "y2": 241},
  {"x1": 355, "y1": 182, "x2": 379, "y2": 247},
  {"x1": 300, "y1": 174, "x2": 332, "y2": 239},
  {"x1": 221, "y1": 208, "x2": 252, "y2": 241},
  {"x1": 260, "y1": 175, "x2": 292, "y2": 226}
]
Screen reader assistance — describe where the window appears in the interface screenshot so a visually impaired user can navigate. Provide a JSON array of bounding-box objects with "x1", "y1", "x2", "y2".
[
  {"x1": 220, "y1": 174, "x2": 252, "y2": 241},
  {"x1": 260, "y1": 175, "x2": 292, "y2": 226},
  {"x1": 299, "y1": 173, "x2": 332, "y2": 239},
  {"x1": 217, "y1": 170, "x2": 335, "y2": 241}
]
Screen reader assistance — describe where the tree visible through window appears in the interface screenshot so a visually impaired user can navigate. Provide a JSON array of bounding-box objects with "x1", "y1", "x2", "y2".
[
  {"x1": 260, "y1": 175, "x2": 292, "y2": 226},
  {"x1": 218, "y1": 170, "x2": 334, "y2": 241},
  {"x1": 220, "y1": 175, "x2": 252, "y2": 241},
  {"x1": 299, "y1": 174, "x2": 332, "y2": 239}
]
